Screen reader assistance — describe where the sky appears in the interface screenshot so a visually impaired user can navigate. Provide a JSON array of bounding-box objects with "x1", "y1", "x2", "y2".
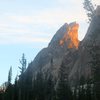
[{"x1": 0, "y1": 0, "x2": 99, "y2": 85}]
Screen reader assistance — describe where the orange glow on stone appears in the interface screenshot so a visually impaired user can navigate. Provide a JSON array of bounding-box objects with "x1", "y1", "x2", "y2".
[{"x1": 59, "y1": 23, "x2": 79, "y2": 49}]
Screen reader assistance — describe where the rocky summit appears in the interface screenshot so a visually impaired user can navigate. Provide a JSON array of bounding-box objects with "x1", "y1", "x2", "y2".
[{"x1": 26, "y1": 22, "x2": 79, "y2": 79}]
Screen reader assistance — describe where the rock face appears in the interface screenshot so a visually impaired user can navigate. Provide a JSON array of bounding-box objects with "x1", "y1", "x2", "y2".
[
  {"x1": 68, "y1": 6, "x2": 100, "y2": 85},
  {"x1": 59, "y1": 23, "x2": 79, "y2": 49},
  {"x1": 26, "y1": 6, "x2": 100, "y2": 86},
  {"x1": 26, "y1": 22, "x2": 79, "y2": 79},
  {"x1": 96, "y1": 6, "x2": 100, "y2": 16}
]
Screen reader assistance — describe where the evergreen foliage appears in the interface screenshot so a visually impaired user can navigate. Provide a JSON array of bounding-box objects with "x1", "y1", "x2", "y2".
[
  {"x1": 87, "y1": 30, "x2": 100, "y2": 100},
  {"x1": 56, "y1": 62, "x2": 72, "y2": 100},
  {"x1": 83, "y1": 0, "x2": 95, "y2": 22},
  {"x1": 19, "y1": 53, "x2": 27, "y2": 75},
  {"x1": 8, "y1": 67, "x2": 12, "y2": 84},
  {"x1": 0, "y1": 65, "x2": 98, "y2": 100},
  {"x1": 0, "y1": 29, "x2": 100, "y2": 100}
]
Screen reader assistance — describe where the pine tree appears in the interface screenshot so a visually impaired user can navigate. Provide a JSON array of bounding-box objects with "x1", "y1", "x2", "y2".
[
  {"x1": 19, "y1": 53, "x2": 27, "y2": 75},
  {"x1": 83, "y1": 0, "x2": 95, "y2": 22},
  {"x1": 25, "y1": 70, "x2": 33, "y2": 100},
  {"x1": 78, "y1": 76, "x2": 86, "y2": 100},
  {"x1": 18, "y1": 53, "x2": 27, "y2": 100},
  {"x1": 8, "y1": 67, "x2": 12, "y2": 85},
  {"x1": 33, "y1": 70, "x2": 45, "y2": 100},
  {"x1": 56, "y1": 62, "x2": 72, "y2": 100},
  {"x1": 85, "y1": 84, "x2": 92, "y2": 100},
  {"x1": 87, "y1": 29, "x2": 100, "y2": 100},
  {"x1": 44, "y1": 74, "x2": 55, "y2": 100},
  {"x1": 5, "y1": 67, "x2": 13, "y2": 100},
  {"x1": 14, "y1": 75, "x2": 19, "y2": 100},
  {"x1": 5, "y1": 84, "x2": 14, "y2": 100},
  {"x1": 73, "y1": 87, "x2": 77, "y2": 100}
]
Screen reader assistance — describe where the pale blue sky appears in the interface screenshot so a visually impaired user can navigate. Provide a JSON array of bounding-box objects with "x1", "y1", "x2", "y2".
[{"x1": 0, "y1": 0, "x2": 99, "y2": 85}]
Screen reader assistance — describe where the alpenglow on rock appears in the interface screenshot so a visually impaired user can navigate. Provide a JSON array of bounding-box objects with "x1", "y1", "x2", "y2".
[
  {"x1": 26, "y1": 22, "x2": 79, "y2": 79},
  {"x1": 59, "y1": 22, "x2": 79, "y2": 49},
  {"x1": 49, "y1": 22, "x2": 79, "y2": 49}
]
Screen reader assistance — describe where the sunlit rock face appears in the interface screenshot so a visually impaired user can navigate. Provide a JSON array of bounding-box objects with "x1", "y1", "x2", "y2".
[
  {"x1": 26, "y1": 22, "x2": 80, "y2": 79},
  {"x1": 59, "y1": 22, "x2": 79, "y2": 49}
]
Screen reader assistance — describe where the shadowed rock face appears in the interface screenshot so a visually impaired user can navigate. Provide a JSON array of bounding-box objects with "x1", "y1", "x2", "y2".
[
  {"x1": 95, "y1": 6, "x2": 100, "y2": 16},
  {"x1": 26, "y1": 6, "x2": 100, "y2": 86},
  {"x1": 68, "y1": 6, "x2": 100, "y2": 85}
]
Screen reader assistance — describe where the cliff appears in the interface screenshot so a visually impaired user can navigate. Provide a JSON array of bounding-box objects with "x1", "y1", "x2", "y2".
[
  {"x1": 26, "y1": 22, "x2": 79, "y2": 80},
  {"x1": 25, "y1": 6, "x2": 100, "y2": 86}
]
